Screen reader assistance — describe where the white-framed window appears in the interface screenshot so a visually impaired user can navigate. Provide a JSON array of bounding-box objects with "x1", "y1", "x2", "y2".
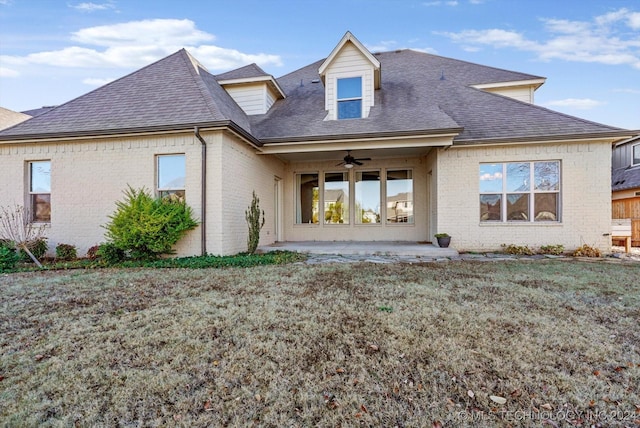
[
  {"x1": 633, "y1": 143, "x2": 640, "y2": 166},
  {"x1": 324, "y1": 172, "x2": 349, "y2": 224},
  {"x1": 157, "y1": 154, "x2": 186, "y2": 200},
  {"x1": 479, "y1": 161, "x2": 560, "y2": 222},
  {"x1": 337, "y1": 77, "x2": 362, "y2": 119},
  {"x1": 295, "y1": 173, "x2": 319, "y2": 224},
  {"x1": 355, "y1": 171, "x2": 381, "y2": 224},
  {"x1": 29, "y1": 160, "x2": 51, "y2": 222},
  {"x1": 386, "y1": 169, "x2": 413, "y2": 224}
]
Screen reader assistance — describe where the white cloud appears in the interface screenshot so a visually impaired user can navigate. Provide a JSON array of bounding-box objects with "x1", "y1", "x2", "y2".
[
  {"x1": 438, "y1": 8, "x2": 640, "y2": 69},
  {"x1": 0, "y1": 0, "x2": 13, "y2": 5},
  {"x1": 480, "y1": 172, "x2": 502, "y2": 181},
  {"x1": 0, "y1": 66, "x2": 19, "y2": 77},
  {"x1": 82, "y1": 77, "x2": 115, "y2": 86},
  {"x1": 544, "y1": 98, "x2": 604, "y2": 110},
  {"x1": 1, "y1": 19, "x2": 282, "y2": 72},
  {"x1": 71, "y1": 2, "x2": 116, "y2": 12},
  {"x1": 423, "y1": 1, "x2": 458, "y2": 6},
  {"x1": 366, "y1": 40, "x2": 397, "y2": 52},
  {"x1": 612, "y1": 88, "x2": 640, "y2": 95}
]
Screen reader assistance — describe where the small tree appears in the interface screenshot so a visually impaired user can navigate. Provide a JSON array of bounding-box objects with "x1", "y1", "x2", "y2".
[
  {"x1": 0, "y1": 204, "x2": 47, "y2": 268},
  {"x1": 245, "y1": 191, "x2": 265, "y2": 254},
  {"x1": 103, "y1": 186, "x2": 198, "y2": 260}
]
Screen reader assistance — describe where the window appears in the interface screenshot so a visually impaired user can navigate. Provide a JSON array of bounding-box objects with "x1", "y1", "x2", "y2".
[
  {"x1": 296, "y1": 173, "x2": 319, "y2": 224},
  {"x1": 337, "y1": 77, "x2": 362, "y2": 119},
  {"x1": 355, "y1": 171, "x2": 381, "y2": 224},
  {"x1": 157, "y1": 154, "x2": 185, "y2": 200},
  {"x1": 479, "y1": 161, "x2": 560, "y2": 222},
  {"x1": 386, "y1": 170, "x2": 413, "y2": 224},
  {"x1": 324, "y1": 172, "x2": 349, "y2": 224},
  {"x1": 633, "y1": 144, "x2": 640, "y2": 166},
  {"x1": 29, "y1": 161, "x2": 51, "y2": 222}
]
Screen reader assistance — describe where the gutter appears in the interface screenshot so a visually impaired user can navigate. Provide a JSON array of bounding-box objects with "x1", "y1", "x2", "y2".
[{"x1": 194, "y1": 127, "x2": 207, "y2": 256}]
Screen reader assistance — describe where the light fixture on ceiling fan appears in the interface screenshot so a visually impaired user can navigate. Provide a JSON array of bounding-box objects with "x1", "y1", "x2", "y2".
[{"x1": 337, "y1": 150, "x2": 371, "y2": 169}]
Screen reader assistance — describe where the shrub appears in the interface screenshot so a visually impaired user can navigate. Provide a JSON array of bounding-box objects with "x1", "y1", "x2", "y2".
[
  {"x1": 86, "y1": 245, "x2": 100, "y2": 260},
  {"x1": 97, "y1": 242, "x2": 126, "y2": 265},
  {"x1": 502, "y1": 244, "x2": 535, "y2": 256},
  {"x1": 539, "y1": 244, "x2": 564, "y2": 255},
  {"x1": 103, "y1": 186, "x2": 198, "y2": 260},
  {"x1": 572, "y1": 244, "x2": 601, "y2": 258},
  {"x1": 0, "y1": 245, "x2": 19, "y2": 271},
  {"x1": 0, "y1": 204, "x2": 48, "y2": 268},
  {"x1": 55, "y1": 243, "x2": 77, "y2": 261},
  {"x1": 245, "y1": 191, "x2": 265, "y2": 255},
  {"x1": 20, "y1": 238, "x2": 48, "y2": 262}
]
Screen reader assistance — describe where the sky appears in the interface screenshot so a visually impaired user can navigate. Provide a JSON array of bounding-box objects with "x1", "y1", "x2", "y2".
[{"x1": 0, "y1": 0, "x2": 639, "y2": 129}]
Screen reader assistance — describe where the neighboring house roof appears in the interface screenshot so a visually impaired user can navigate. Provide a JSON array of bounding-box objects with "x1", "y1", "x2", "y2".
[
  {"x1": 612, "y1": 136, "x2": 640, "y2": 192},
  {"x1": 0, "y1": 107, "x2": 31, "y2": 130},
  {"x1": 612, "y1": 166, "x2": 640, "y2": 192},
  {"x1": 0, "y1": 49, "x2": 254, "y2": 142}
]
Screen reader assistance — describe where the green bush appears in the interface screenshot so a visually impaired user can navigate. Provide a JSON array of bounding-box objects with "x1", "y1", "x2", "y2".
[
  {"x1": 245, "y1": 191, "x2": 265, "y2": 255},
  {"x1": 97, "y1": 242, "x2": 126, "y2": 265},
  {"x1": 20, "y1": 238, "x2": 48, "y2": 262},
  {"x1": 103, "y1": 186, "x2": 198, "y2": 260},
  {"x1": 55, "y1": 243, "x2": 77, "y2": 261},
  {"x1": 0, "y1": 245, "x2": 19, "y2": 271}
]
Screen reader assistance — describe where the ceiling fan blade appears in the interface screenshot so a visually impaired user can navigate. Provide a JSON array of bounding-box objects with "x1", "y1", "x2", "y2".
[
  {"x1": 353, "y1": 160, "x2": 363, "y2": 166},
  {"x1": 354, "y1": 157, "x2": 371, "y2": 161},
  {"x1": 336, "y1": 161, "x2": 346, "y2": 166}
]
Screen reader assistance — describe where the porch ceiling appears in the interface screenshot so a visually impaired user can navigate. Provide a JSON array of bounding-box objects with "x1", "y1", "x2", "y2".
[{"x1": 264, "y1": 146, "x2": 436, "y2": 162}]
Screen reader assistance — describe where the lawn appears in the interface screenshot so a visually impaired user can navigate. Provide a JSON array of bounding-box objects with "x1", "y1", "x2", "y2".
[{"x1": 1, "y1": 260, "x2": 639, "y2": 427}]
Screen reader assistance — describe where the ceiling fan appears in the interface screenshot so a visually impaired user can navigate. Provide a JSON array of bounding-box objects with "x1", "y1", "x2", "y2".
[{"x1": 337, "y1": 150, "x2": 371, "y2": 169}]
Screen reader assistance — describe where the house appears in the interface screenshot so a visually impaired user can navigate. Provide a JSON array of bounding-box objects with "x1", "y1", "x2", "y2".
[
  {"x1": 0, "y1": 32, "x2": 637, "y2": 256},
  {"x1": 612, "y1": 135, "x2": 640, "y2": 247}
]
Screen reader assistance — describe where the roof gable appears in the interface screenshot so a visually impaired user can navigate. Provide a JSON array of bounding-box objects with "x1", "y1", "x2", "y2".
[{"x1": 318, "y1": 31, "x2": 381, "y2": 89}]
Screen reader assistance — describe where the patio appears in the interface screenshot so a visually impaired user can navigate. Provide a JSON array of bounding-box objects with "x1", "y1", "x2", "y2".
[{"x1": 259, "y1": 241, "x2": 459, "y2": 257}]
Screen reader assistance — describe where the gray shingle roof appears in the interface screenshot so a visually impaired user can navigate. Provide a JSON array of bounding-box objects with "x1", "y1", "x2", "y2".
[
  {"x1": 0, "y1": 49, "x2": 251, "y2": 140},
  {"x1": 253, "y1": 49, "x2": 630, "y2": 144},
  {"x1": 0, "y1": 47, "x2": 634, "y2": 147},
  {"x1": 215, "y1": 63, "x2": 270, "y2": 80},
  {"x1": 612, "y1": 166, "x2": 640, "y2": 191}
]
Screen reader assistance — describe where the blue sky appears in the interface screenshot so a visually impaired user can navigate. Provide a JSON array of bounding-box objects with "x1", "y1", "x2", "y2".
[{"x1": 1, "y1": 0, "x2": 639, "y2": 129}]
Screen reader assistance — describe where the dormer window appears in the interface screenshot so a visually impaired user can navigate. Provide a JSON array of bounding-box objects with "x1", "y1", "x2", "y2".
[
  {"x1": 337, "y1": 77, "x2": 362, "y2": 119},
  {"x1": 633, "y1": 143, "x2": 640, "y2": 166}
]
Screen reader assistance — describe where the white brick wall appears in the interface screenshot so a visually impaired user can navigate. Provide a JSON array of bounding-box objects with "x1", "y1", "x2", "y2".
[{"x1": 435, "y1": 140, "x2": 613, "y2": 252}]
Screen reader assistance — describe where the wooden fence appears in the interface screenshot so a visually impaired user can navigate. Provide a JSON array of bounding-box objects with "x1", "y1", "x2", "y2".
[{"x1": 612, "y1": 197, "x2": 640, "y2": 247}]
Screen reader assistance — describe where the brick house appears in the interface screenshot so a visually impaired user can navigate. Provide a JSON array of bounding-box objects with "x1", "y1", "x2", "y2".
[{"x1": 0, "y1": 32, "x2": 637, "y2": 256}]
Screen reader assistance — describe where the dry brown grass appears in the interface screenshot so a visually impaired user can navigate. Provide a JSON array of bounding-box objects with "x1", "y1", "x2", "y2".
[{"x1": 1, "y1": 260, "x2": 639, "y2": 427}]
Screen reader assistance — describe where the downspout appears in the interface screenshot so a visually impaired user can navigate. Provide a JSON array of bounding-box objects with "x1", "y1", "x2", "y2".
[{"x1": 194, "y1": 127, "x2": 207, "y2": 255}]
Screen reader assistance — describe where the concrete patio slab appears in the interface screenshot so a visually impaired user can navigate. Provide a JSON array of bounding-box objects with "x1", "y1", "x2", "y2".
[{"x1": 258, "y1": 241, "x2": 459, "y2": 257}]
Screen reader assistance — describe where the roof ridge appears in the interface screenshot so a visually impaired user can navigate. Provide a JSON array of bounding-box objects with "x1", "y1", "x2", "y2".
[{"x1": 177, "y1": 49, "x2": 226, "y2": 121}]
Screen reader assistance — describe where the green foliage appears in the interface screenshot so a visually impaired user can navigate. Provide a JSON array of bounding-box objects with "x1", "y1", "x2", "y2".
[
  {"x1": 434, "y1": 233, "x2": 450, "y2": 238},
  {"x1": 572, "y1": 244, "x2": 601, "y2": 258},
  {"x1": 55, "y1": 243, "x2": 77, "y2": 261},
  {"x1": 104, "y1": 186, "x2": 198, "y2": 260},
  {"x1": 20, "y1": 238, "x2": 48, "y2": 262},
  {"x1": 245, "y1": 191, "x2": 265, "y2": 255},
  {"x1": 0, "y1": 245, "x2": 20, "y2": 271},
  {"x1": 539, "y1": 244, "x2": 565, "y2": 255},
  {"x1": 97, "y1": 242, "x2": 126, "y2": 265},
  {"x1": 118, "y1": 251, "x2": 305, "y2": 269},
  {"x1": 501, "y1": 244, "x2": 535, "y2": 256}
]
